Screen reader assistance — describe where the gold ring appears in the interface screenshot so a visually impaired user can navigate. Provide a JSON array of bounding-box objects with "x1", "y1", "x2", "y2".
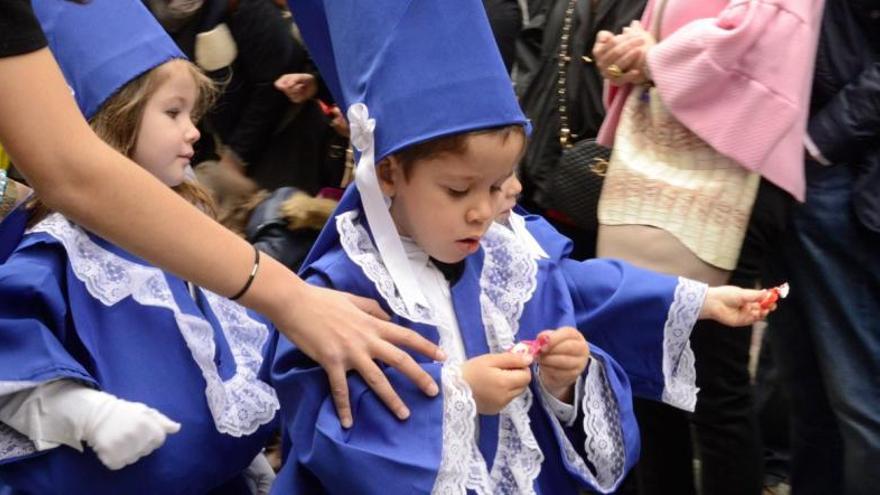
[{"x1": 607, "y1": 64, "x2": 623, "y2": 79}]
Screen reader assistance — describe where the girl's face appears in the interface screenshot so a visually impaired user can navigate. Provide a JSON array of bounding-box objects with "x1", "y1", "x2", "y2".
[
  {"x1": 132, "y1": 60, "x2": 201, "y2": 187},
  {"x1": 381, "y1": 131, "x2": 525, "y2": 264}
]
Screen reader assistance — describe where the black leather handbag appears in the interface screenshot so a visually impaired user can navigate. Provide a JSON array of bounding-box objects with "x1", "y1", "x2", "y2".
[
  {"x1": 543, "y1": 0, "x2": 609, "y2": 231},
  {"x1": 547, "y1": 138, "x2": 609, "y2": 230}
]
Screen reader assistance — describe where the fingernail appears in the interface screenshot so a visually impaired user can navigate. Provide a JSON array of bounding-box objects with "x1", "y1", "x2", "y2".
[
  {"x1": 341, "y1": 417, "x2": 353, "y2": 429},
  {"x1": 523, "y1": 354, "x2": 534, "y2": 365},
  {"x1": 427, "y1": 383, "x2": 439, "y2": 396},
  {"x1": 397, "y1": 407, "x2": 411, "y2": 420},
  {"x1": 436, "y1": 349, "x2": 447, "y2": 361}
]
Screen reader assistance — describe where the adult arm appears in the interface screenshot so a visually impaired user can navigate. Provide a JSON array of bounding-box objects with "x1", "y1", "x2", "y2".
[
  {"x1": 808, "y1": 62, "x2": 880, "y2": 164},
  {"x1": 645, "y1": 0, "x2": 823, "y2": 196},
  {"x1": 596, "y1": 0, "x2": 824, "y2": 199},
  {"x1": 0, "y1": 47, "x2": 441, "y2": 427}
]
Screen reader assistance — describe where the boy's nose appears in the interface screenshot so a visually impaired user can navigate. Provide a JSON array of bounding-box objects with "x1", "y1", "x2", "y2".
[{"x1": 467, "y1": 197, "x2": 494, "y2": 224}]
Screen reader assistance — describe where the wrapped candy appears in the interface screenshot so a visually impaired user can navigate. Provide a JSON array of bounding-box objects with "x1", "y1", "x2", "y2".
[
  {"x1": 760, "y1": 282, "x2": 790, "y2": 309},
  {"x1": 509, "y1": 335, "x2": 550, "y2": 357}
]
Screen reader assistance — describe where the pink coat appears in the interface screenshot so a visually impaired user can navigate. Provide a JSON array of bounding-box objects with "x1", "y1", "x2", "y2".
[{"x1": 597, "y1": 0, "x2": 825, "y2": 201}]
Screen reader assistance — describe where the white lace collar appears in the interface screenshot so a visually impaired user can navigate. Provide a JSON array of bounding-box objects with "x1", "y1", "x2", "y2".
[
  {"x1": 29, "y1": 214, "x2": 279, "y2": 437},
  {"x1": 505, "y1": 212, "x2": 549, "y2": 260},
  {"x1": 336, "y1": 211, "x2": 436, "y2": 325}
]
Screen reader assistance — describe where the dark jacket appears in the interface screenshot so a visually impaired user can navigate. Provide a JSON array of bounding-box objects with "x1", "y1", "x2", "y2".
[
  {"x1": 245, "y1": 187, "x2": 321, "y2": 273},
  {"x1": 807, "y1": 0, "x2": 880, "y2": 232},
  {"x1": 152, "y1": 0, "x2": 344, "y2": 193},
  {"x1": 515, "y1": 0, "x2": 646, "y2": 209},
  {"x1": 483, "y1": 0, "x2": 523, "y2": 73},
  {"x1": 209, "y1": 0, "x2": 308, "y2": 167}
]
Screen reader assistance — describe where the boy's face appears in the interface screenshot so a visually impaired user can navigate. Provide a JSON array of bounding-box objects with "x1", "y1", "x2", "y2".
[
  {"x1": 380, "y1": 131, "x2": 525, "y2": 264},
  {"x1": 132, "y1": 60, "x2": 201, "y2": 187}
]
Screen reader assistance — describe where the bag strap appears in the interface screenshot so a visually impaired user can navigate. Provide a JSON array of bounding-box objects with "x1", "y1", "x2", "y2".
[
  {"x1": 649, "y1": 0, "x2": 670, "y2": 41},
  {"x1": 555, "y1": 0, "x2": 667, "y2": 148},
  {"x1": 556, "y1": 0, "x2": 582, "y2": 148}
]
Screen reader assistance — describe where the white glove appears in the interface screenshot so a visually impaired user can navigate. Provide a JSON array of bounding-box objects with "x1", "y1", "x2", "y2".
[
  {"x1": 0, "y1": 379, "x2": 180, "y2": 470},
  {"x1": 243, "y1": 452, "x2": 276, "y2": 495},
  {"x1": 81, "y1": 392, "x2": 181, "y2": 470}
]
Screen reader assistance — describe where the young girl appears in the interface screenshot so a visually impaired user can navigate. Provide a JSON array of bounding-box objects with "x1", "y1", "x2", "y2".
[
  {"x1": 0, "y1": 1, "x2": 277, "y2": 493},
  {"x1": 269, "y1": 1, "x2": 771, "y2": 494}
]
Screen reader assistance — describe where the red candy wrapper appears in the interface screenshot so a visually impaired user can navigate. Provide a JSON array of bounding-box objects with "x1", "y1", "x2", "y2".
[
  {"x1": 317, "y1": 99, "x2": 337, "y2": 116},
  {"x1": 510, "y1": 335, "x2": 550, "y2": 357},
  {"x1": 760, "y1": 282, "x2": 790, "y2": 309}
]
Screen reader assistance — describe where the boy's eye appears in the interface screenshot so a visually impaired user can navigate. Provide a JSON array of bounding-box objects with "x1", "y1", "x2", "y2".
[
  {"x1": 490, "y1": 185, "x2": 502, "y2": 193},
  {"x1": 446, "y1": 187, "x2": 469, "y2": 198},
  {"x1": 165, "y1": 109, "x2": 181, "y2": 118}
]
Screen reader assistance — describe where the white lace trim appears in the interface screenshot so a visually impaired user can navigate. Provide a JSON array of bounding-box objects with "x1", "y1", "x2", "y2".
[
  {"x1": 660, "y1": 277, "x2": 707, "y2": 412},
  {"x1": 0, "y1": 382, "x2": 41, "y2": 461},
  {"x1": 432, "y1": 224, "x2": 544, "y2": 494},
  {"x1": 541, "y1": 358, "x2": 627, "y2": 494},
  {"x1": 507, "y1": 213, "x2": 548, "y2": 260},
  {"x1": 0, "y1": 423, "x2": 36, "y2": 462},
  {"x1": 479, "y1": 225, "x2": 543, "y2": 494},
  {"x1": 434, "y1": 363, "x2": 492, "y2": 494},
  {"x1": 29, "y1": 214, "x2": 279, "y2": 437},
  {"x1": 336, "y1": 211, "x2": 435, "y2": 325}
]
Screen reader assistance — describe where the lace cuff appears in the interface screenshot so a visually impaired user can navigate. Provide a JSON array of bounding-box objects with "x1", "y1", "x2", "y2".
[
  {"x1": 536, "y1": 368, "x2": 581, "y2": 427},
  {"x1": 433, "y1": 363, "x2": 491, "y2": 495},
  {"x1": 0, "y1": 381, "x2": 43, "y2": 462},
  {"x1": 539, "y1": 358, "x2": 627, "y2": 494},
  {"x1": 660, "y1": 277, "x2": 707, "y2": 412}
]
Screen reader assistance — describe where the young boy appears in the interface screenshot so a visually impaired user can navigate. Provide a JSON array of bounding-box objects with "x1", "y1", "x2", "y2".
[{"x1": 270, "y1": 1, "x2": 770, "y2": 494}]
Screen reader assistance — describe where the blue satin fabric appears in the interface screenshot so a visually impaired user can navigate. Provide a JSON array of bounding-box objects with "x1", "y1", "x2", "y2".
[{"x1": 515, "y1": 208, "x2": 680, "y2": 403}]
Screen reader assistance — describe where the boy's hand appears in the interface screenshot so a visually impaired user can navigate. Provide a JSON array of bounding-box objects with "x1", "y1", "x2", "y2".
[
  {"x1": 461, "y1": 353, "x2": 533, "y2": 415},
  {"x1": 700, "y1": 286, "x2": 772, "y2": 327},
  {"x1": 536, "y1": 327, "x2": 590, "y2": 403}
]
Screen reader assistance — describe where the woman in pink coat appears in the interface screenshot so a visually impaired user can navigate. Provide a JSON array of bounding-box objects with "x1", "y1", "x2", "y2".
[{"x1": 591, "y1": 1, "x2": 824, "y2": 494}]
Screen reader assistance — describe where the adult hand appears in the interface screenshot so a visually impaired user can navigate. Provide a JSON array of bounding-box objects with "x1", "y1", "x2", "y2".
[
  {"x1": 328, "y1": 106, "x2": 350, "y2": 138},
  {"x1": 277, "y1": 285, "x2": 446, "y2": 428},
  {"x1": 461, "y1": 352, "x2": 533, "y2": 415},
  {"x1": 700, "y1": 286, "x2": 772, "y2": 327},
  {"x1": 593, "y1": 21, "x2": 656, "y2": 86},
  {"x1": 535, "y1": 327, "x2": 590, "y2": 403},
  {"x1": 274, "y1": 73, "x2": 318, "y2": 104}
]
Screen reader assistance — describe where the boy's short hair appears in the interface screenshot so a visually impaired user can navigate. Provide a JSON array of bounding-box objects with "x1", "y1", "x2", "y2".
[{"x1": 393, "y1": 125, "x2": 526, "y2": 178}]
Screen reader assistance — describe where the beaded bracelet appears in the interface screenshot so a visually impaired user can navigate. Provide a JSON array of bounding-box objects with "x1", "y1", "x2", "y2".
[{"x1": 229, "y1": 246, "x2": 260, "y2": 301}]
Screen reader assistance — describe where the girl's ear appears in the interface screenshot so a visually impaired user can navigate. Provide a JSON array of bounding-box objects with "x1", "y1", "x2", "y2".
[{"x1": 376, "y1": 156, "x2": 401, "y2": 198}]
